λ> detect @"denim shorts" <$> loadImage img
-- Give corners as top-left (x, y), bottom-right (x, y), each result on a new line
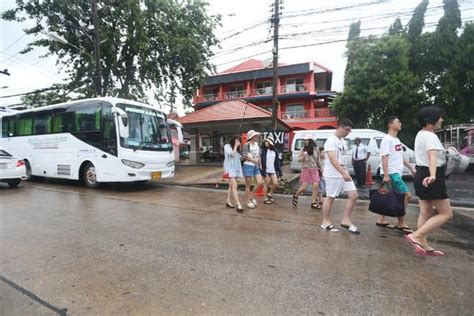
top-left (243, 164), bottom-right (261, 177)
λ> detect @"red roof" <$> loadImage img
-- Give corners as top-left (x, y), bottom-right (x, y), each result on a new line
top-left (178, 100), bottom-right (289, 128)
top-left (220, 59), bottom-right (265, 74)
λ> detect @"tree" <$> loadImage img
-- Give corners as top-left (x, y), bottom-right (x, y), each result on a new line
top-left (2, 0), bottom-right (220, 108)
top-left (344, 21), bottom-right (361, 77)
top-left (407, 0), bottom-right (429, 42)
top-left (389, 18), bottom-right (405, 35)
top-left (334, 34), bottom-right (424, 145)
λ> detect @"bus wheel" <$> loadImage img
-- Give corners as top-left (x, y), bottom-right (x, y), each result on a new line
top-left (83, 162), bottom-right (100, 189)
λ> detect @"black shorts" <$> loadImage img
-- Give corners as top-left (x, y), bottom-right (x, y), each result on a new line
top-left (414, 166), bottom-right (449, 200)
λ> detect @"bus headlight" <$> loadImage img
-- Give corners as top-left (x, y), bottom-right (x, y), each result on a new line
top-left (166, 160), bottom-right (175, 167)
top-left (121, 159), bottom-right (145, 169)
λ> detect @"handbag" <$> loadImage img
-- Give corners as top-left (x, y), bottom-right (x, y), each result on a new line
top-left (369, 183), bottom-right (405, 217)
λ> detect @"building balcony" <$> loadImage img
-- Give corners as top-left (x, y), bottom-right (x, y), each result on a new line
top-left (281, 83), bottom-right (309, 94)
top-left (314, 108), bottom-right (336, 117)
top-left (224, 90), bottom-right (247, 100)
top-left (202, 93), bottom-right (219, 101)
top-left (281, 110), bottom-right (310, 120)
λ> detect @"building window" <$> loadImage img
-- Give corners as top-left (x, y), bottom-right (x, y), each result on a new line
top-left (226, 84), bottom-right (245, 99)
top-left (255, 82), bottom-right (273, 96)
top-left (282, 104), bottom-right (307, 119)
top-left (203, 87), bottom-right (218, 101)
top-left (283, 78), bottom-right (305, 93)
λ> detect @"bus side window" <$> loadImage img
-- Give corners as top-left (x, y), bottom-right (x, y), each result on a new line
top-left (16, 114), bottom-right (33, 136)
top-left (33, 112), bottom-right (52, 135)
top-left (52, 109), bottom-right (74, 133)
top-left (2, 116), bottom-right (15, 137)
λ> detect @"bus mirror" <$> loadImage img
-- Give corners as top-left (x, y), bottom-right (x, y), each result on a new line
top-left (111, 107), bottom-right (129, 138)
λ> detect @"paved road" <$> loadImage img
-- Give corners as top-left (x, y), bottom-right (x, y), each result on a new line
top-left (1, 181), bottom-right (473, 315)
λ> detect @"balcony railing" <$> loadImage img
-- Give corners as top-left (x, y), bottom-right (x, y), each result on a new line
top-left (281, 110), bottom-right (310, 120)
top-left (314, 108), bottom-right (336, 117)
top-left (224, 90), bottom-right (246, 100)
top-left (281, 83), bottom-right (309, 94)
top-left (253, 87), bottom-right (273, 96)
top-left (203, 93), bottom-right (218, 101)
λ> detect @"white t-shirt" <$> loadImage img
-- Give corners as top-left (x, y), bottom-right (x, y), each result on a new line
top-left (414, 130), bottom-right (446, 167)
top-left (380, 134), bottom-right (404, 174)
top-left (243, 142), bottom-right (260, 166)
top-left (352, 143), bottom-right (369, 161)
top-left (266, 150), bottom-right (276, 174)
top-left (323, 135), bottom-right (348, 178)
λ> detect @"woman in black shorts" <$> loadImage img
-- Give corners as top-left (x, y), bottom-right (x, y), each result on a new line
top-left (405, 106), bottom-right (453, 257)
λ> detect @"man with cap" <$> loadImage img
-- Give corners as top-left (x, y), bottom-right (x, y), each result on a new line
top-left (260, 135), bottom-right (282, 204)
top-left (242, 130), bottom-right (264, 209)
top-left (352, 137), bottom-right (370, 187)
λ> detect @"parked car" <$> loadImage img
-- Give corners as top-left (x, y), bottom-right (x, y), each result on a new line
top-left (0, 149), bottom-right (27, 188)
top-left (290, 129), bottom-right (416, 177)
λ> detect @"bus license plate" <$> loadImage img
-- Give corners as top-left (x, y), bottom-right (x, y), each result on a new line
top-left (151, 172), bottom-right (161, 181)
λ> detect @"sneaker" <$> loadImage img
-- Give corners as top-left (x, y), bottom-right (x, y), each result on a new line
top-left (251, 198), bottom-right (258, 206)
top-left (247, 201), bottom-right (256, 209)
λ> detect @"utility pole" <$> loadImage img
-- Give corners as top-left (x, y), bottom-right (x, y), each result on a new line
top-left (271, 0), bottom-right (280, 130)
top-left (91, 0), bottom-right (102, 96)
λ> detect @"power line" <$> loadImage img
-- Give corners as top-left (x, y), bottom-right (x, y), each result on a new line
top-left (0, 86), bottom-right (60, 99)
top-left (0, 34), bottom-right (27, 53)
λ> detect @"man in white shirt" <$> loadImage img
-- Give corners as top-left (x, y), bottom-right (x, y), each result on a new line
top-left (321, 118), bottom-right (359, 234)
top-left (377, 116), bottom-right (416, 233)
top-left (242, 130), bottom-right (264, 209)
top-left (352, 137), bottom-right (370, 187)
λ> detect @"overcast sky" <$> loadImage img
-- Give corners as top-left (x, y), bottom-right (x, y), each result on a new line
top-left (1, 0), bottom-right (473, 114)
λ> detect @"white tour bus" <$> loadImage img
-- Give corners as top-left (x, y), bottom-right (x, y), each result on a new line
top-left (291, 129), bottom-right (416, 177)
top-left (0, 97), bottom-right (177, 188)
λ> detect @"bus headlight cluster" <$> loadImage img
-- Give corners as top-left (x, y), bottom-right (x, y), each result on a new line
top-left (166, 160), bottom-right (175, 167)
top-left (121, 159), bottom-right (145, 169)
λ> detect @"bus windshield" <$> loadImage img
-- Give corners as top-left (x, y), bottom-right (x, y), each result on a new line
top-left (118, 104), bottom-right (172, 151)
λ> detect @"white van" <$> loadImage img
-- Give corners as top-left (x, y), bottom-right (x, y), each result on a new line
top-left (290, 129), bottom-right (416, 177)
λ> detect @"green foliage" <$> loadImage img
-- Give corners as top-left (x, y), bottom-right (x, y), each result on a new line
top-left (407, 0), bottom-right (428, 42)
top-left (2, 0), bottom-right (220, 108)
top-left (335, 0), bottom-right (473, 146)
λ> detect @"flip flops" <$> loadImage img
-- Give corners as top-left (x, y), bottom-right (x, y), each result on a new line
top-left (404, 235), bottom-right (427, 256)
top-left (341, 224), bottom-right (360, 234)
top-left (426, 249), bottom-right (445, 257)
top-left (376, 222), bottom-right (396, 229)
top-left (311, 202), bottom-right (320, 209)
top-left (320, 224), bottom-right (339, 232)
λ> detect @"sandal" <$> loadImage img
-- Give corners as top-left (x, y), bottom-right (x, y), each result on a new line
top-left (341, 224), bottom-right (360, 235)
top-left (376, 222), bottom-right (396, 229)
top-left (311, 202), bottom-right (320, 209)
top-left (404, 235), bottom-right (427, 256)
top-left (267, 194), bottom-right (274, 202)
top-left (235, 205), bottom-right (244, 213)
top-left (226, 202), bottom-right (235, 208)
top-left (264, 199), bottom-right (272, 204)
top-left (426, 249), bottom-right (445, 257)
top-left (396, 226), bottom-right (414, 234)
top-left (292, 195), bottom-right (298, 206)
top-left (320, 224), bottom-right (339, 232)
